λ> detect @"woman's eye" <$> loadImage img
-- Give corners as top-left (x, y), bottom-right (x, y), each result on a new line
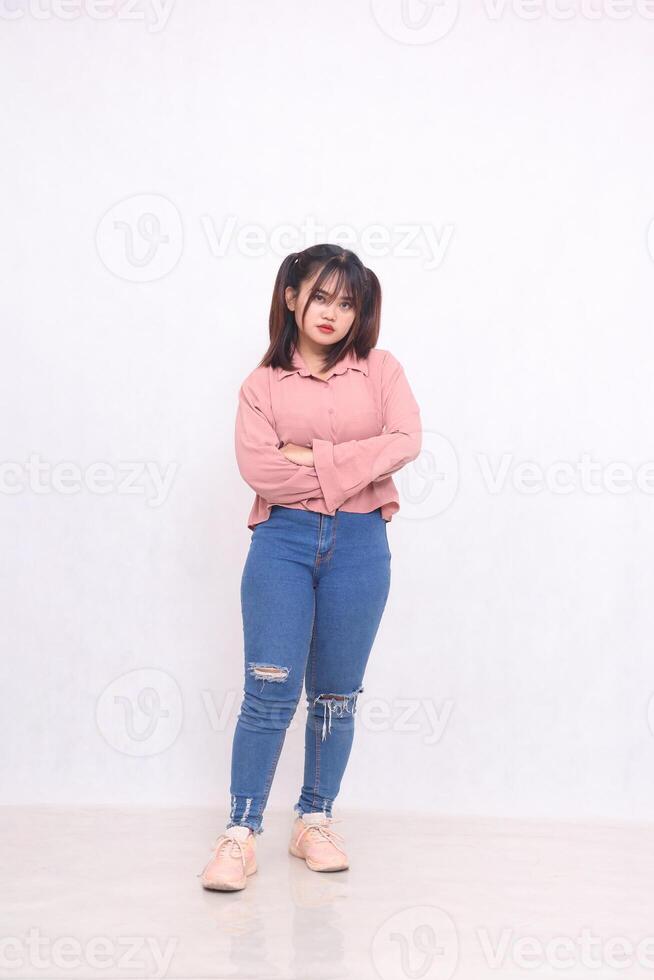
top-left (312, 293), bottom-right (351, 309)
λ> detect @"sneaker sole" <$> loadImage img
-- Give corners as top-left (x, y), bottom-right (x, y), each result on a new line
top-left (288, 844), bottom-right (348, 872)
top-left (201, 865), bottom-right (257, 891)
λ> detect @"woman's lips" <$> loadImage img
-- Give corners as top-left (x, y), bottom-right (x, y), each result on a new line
top-left (317, 325), bottom-right (334, 333)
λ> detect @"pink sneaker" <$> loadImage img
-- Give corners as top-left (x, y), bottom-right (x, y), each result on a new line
top-left (198, 826), bottom-right (257, 891)
top-left (289, 813), bottom-right (349, 872)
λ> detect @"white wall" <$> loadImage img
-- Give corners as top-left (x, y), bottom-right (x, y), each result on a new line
top-left (2, 0), bottom-right (653, 821)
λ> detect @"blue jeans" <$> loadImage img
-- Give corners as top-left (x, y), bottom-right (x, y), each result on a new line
top-left (227, 504), bottom-right (392, 836)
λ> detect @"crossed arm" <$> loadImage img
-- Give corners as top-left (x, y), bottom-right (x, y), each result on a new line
top-left (234, 352), bottom-right (422, 511)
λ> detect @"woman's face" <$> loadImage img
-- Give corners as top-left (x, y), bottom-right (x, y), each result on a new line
top-left (285, 269), bottom-right (357, 349)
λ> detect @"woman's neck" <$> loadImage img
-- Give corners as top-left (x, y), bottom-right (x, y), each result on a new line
top-left (295, 341), bottom-right (331, 379)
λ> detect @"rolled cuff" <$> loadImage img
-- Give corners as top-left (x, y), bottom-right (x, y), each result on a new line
top-left (312, 438), bottom-right (364, 512)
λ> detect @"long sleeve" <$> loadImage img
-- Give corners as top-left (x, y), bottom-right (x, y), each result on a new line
top-left (312, 351), bottom-right (422, 513)
top-left (235, 373), bottom-right (325, 505)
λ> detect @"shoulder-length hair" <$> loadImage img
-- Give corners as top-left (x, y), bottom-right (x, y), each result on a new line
top-left (259, 243), bottom-right (382, 373)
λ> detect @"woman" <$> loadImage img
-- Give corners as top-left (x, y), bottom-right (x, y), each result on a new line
top-left (199, 244), bottom-right (422, 890)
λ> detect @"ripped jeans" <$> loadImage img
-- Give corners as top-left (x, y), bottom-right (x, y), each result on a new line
top-left (227, 504), bottom-right (392, 835)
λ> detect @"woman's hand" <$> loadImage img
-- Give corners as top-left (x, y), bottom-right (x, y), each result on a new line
top-left (280, 442), bottom-right (314, 466)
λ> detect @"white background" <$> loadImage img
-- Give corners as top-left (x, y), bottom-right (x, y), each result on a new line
top-left (2, 0), bottom-right (653, 822)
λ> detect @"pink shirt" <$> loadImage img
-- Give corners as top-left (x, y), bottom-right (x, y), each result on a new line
top-left (235, 346), bottom-right (422, 530)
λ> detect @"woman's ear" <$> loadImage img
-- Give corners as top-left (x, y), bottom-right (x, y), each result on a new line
top-left (284, 285), bottom-right (297, 311)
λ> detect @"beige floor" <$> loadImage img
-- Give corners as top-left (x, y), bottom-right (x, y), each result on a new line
top-left (1, 806), bottom-right (653, 980)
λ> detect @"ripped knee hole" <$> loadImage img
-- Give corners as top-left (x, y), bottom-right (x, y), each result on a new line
top-left (312, 687), bottom-right (364, 740)
top-left (248, 662), bottom-right (290, 683)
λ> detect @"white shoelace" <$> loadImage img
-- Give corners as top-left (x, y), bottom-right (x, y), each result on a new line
top-left (296, 818), bottom-right (347, 857)
top-left (197, 833), bottom-right (250, 877)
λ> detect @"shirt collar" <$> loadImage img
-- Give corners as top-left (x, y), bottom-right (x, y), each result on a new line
top-left (276, 346), bottom-right (369, 381)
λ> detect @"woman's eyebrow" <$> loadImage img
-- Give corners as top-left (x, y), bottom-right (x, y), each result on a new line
top-left (315, 289), bottom-right (353, 301)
